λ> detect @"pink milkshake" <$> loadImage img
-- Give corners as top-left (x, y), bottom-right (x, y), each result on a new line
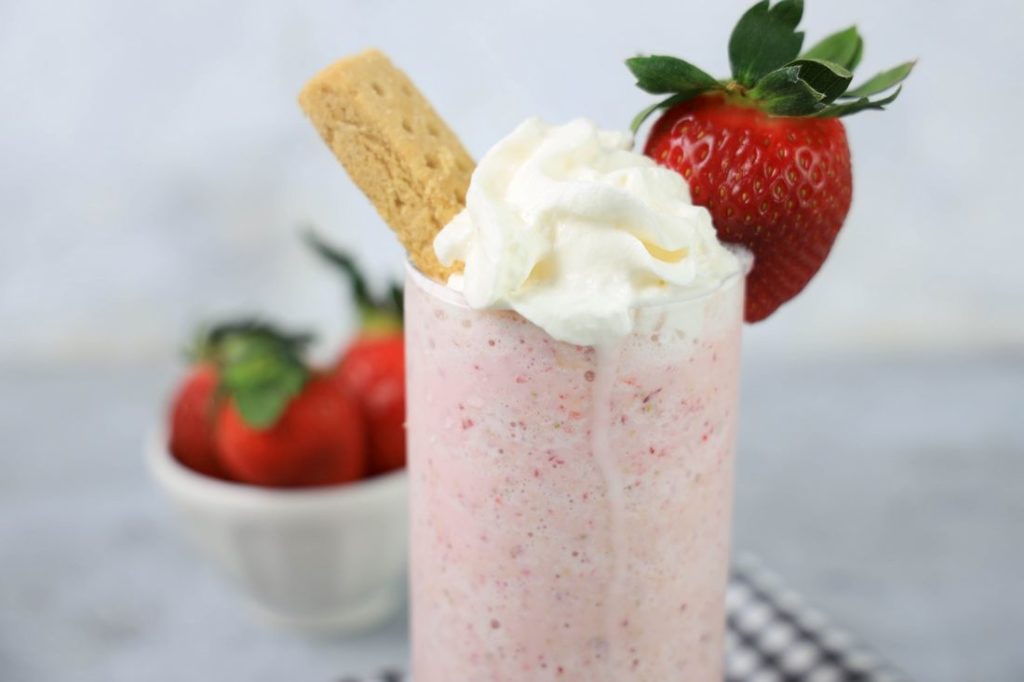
top-left (407, 118), bottom-right (744, 680)
top-left (407, 266), bottom-right (742, 680)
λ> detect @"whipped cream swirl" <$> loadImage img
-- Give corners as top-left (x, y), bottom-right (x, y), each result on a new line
top-left (434, 118), bottom-right (740, 346)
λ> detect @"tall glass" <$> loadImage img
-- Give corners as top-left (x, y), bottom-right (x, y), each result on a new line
top-left (406, 264), bottom-right (744, 681)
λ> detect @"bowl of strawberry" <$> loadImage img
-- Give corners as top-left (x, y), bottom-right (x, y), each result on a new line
top-left (149, 252), bottom-right (409, 633)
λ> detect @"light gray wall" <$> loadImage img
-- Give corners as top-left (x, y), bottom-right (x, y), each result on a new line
top-left (2, 0), bottom-right (1021, 366)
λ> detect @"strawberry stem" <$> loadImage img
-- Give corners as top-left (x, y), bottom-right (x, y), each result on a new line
top-left (190, 320), bottom-right (314, 429)
top-left (724, 81), bottom-right (748, 96)
top-left (626, 0), bottom-right (914, 126)
top-left (304, 229), bottom-right (403, 329)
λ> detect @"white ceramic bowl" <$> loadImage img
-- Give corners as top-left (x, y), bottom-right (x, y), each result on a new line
top-left (146, 431), bottom-right (408, 632)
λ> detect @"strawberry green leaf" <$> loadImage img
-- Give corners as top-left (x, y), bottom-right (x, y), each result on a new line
top-left (625, 0), bottom-right (913, 124)
top-left (749, 65), bottom-right (826, 116)
top-left (819, 85), bottom-right (902, 118)
top-left (626, 55), bottom-right (720, 95)
top-left (231, 379), bottom-right (303, 429)
top-left (729, 0), bottom-right (805, 87)
top-left (215, 324), bottom-right (311, 428)
top-left (842, 60), bottom-right (916, 98)
top-left (788, 58), bottom-right (852, 104)
top-left (630, 93), bottom-right (689, 134)
top-left (389, 283), bottom-right (404, 315)
top-left (305, 230), bottom-right (374, 311)
top-left (207, 320), bottom-right (313, 353)
top-left (305, 229), bottom-right (403, 324)
top-left (801, 25), bottom-right (864, 71)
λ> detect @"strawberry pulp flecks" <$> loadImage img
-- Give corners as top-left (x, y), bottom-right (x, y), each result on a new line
top-left (627, 0), bottom-right (914, 321)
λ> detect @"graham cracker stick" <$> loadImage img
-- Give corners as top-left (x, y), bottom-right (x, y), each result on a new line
top-left (299, 49), bottom-right (473, 281)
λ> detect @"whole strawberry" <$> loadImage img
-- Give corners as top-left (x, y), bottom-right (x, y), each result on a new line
top-left (337, 335), bottom-right (405, 474)
top-left (307, 232), bottom-right (407, 475)
top-left (628, 0), bottom-right (914, 321)
top-left (212, 322), bottom-right (366, 487)
top-left (168, 363), bottom-right (229, 479)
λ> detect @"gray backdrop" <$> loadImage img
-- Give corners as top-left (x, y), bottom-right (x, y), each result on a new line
top-left (2, 0), bottom-right (1021, 366)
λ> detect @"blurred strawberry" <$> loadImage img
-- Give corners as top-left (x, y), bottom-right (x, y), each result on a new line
top-left (211, 322), bottom-right (366, 487)
top-left (338, 335), bottom-right (405, 474)
top-left (307, 232), bottom-right (407, 475)
top-left (168, 363), bottom-right (228, 479)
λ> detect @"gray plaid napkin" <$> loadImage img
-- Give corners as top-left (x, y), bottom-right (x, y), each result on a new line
top-left (725, 554), bottom-right (906, 682)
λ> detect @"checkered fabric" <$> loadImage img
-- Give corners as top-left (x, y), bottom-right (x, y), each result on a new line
top-left (341, 554), bottom-right (906, 682)
top-left (725, 554), bottom-right (906, 682)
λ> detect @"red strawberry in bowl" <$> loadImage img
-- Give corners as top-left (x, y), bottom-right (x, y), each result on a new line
top-left (337, 335), bottom-right (405, 475)
top-left (168, 363), bottom-right (229, 480)
top-left (153, 320), bottom-right (406, 632)
top-left (209, 321), bottom-right (367, 487)
top-left (217, 374), bottom-right (366, 487)
top-left (306, 232), bottom-right (407, 475)
top-left (627, 0), bottom-right (914, 321)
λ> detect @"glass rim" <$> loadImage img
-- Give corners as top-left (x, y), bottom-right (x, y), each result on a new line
top-left (405, 247), bottom-right (751, 312)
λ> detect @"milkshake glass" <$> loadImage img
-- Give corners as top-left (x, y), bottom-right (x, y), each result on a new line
top-left (406, 262), bottom-right (744, 681)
